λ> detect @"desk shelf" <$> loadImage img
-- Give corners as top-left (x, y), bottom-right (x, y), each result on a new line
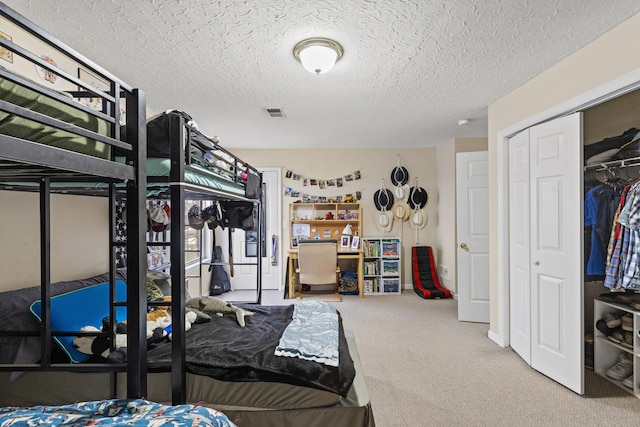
top-left (290, 203), bottom-right (361, 244)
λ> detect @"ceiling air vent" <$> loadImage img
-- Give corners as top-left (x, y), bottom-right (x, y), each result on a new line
top-left (266, 108), bottom-right (285, 118)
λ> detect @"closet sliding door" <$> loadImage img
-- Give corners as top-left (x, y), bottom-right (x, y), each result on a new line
top-left (509, 129), bottom-right (531, 364)
top-left (508, 113), bottom-right (584, 394)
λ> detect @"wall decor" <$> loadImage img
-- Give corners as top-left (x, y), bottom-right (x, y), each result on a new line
top-left (77, 67), bottom-right (109, 111)
top-left (0, 31), bottom-right (13, 63)
top-left (284, 168), bottom-right (362, 187)
top-left (35, 54), bottom-right (59, 85)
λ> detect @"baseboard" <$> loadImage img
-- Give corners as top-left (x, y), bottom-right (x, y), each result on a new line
top-left (488, 330), bottom-right (507, 347)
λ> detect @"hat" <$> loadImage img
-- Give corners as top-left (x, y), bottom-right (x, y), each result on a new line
top-left (373, 188), bottom-right (394, 212)
top-left (390, 166), bottom-right (409, 186)
top-left (394, 184), bottom-right (410, 202)
top-left (392, 201), bottom-right (410, 221)
top-left (408, 186), bottom-right (428, 210)
top-left (149, 204), bottom-right (170, 232)
top-left (375, 211), bottom-right (393, 233)
top-left (410, 208), bottom-right (427, 229)
top-left (202, 203), bottom-right (223, 230)
top-left (188, 204), bottom-right (205, 230)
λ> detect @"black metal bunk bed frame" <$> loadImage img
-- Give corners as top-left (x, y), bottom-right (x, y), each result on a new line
top-left (148, 113), bottom-right (264, 404)
top-left (0, 2), bottom-right (264, 407)
top-left (0, 3), bottom-right (148, 400)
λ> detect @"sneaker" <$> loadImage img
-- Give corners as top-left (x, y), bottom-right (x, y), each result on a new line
top-left (603, 312), bottom-right (622, 328)
top-left (609, 328), bottom-right (625, 344)
top-left (622, 313), bottom-right (633, 332)
top-left (606, 352), bottom-right (633, 381)
top-left (596, 319), bottom-right (615, 336)
top-left (622, 331), bottom-right (634, 348)
top-left (623, 375), bottom-right (634, 389)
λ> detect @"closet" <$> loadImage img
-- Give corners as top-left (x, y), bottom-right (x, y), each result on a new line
top-left (507, 88), bottom-right (640, 395)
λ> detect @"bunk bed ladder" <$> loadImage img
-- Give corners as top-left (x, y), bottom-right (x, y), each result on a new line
top-left (124, 88), bottom-right (149, 400)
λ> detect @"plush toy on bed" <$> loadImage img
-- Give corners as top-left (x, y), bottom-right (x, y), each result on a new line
top-left (146, 298), bottom-right (199, 341)
top-left (73, 304), bottom-right (199, 363)
top-left (73, 316), bottom-right (128, 363)
top-left (186, 296), bottom-right (254, 327)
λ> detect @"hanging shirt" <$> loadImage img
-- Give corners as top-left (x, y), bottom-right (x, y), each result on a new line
top-left (605, 181), bottom-right (638, 289)
top-left (585, 185), bottom-right (621, 276)
top-left (615, 182), bottom-right (640, 290)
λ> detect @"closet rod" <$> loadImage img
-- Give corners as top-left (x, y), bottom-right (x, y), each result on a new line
top-left (583, 155), bottom-right (640, 172)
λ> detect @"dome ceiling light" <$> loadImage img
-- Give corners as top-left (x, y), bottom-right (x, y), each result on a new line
top-left (293, 37), bottom-right (344, 75)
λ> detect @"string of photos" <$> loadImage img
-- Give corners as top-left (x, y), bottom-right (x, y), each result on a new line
top-left (284, 167), bottom-right (364, 203)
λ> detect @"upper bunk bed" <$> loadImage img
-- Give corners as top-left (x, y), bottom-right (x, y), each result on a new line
top-left (0, 2), bottom-right (148, 399)
top-left (141, 110), bottom-right (264, 403)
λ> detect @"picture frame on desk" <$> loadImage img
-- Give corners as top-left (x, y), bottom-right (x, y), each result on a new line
top-left (351, 235), bottom-right (360, 250)
top-left (340, 235), bottom-right (351, 249)
top-left (291, 236), bottom-right (299, 249)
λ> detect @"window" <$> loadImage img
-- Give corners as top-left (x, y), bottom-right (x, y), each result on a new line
top-left (185, 200), bottom-right (211, 265)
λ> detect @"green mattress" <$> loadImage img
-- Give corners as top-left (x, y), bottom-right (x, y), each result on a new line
top-left (0, 68), bottom-right (111, 159)
top-left (146, 158), bottom-right (245, 196)
top-left (0, 157), bottom-right (246, 197)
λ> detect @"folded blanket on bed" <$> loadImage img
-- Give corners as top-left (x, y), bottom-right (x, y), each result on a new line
top-left (275, 300), bottom-right (339, 367)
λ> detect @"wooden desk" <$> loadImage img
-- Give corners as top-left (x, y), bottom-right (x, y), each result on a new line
top-left (288, 249), bottom-right (364, 299)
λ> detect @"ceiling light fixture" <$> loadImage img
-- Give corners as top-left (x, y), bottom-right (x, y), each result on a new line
top-left (293, 37), bottom-right (343, 75)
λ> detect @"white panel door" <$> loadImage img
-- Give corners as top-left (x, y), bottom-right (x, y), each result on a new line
top-left (508, 129), bottom-right (532, 364)
top-left (231, 169), bottom-right (282, 290)
top-left (456, 151), bottom-right (490, 323)
top-left (529, 113), bottom-right (583, 394)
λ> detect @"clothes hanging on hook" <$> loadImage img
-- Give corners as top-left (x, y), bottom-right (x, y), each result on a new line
top-left (603, 177), bottom-right (640, 290)
top-left (585, 182), bottom-right (622, 277)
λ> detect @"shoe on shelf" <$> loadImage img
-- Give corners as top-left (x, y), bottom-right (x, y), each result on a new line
top-left (603, 312), bottom-right (622, 328)
top-left (609, 328), bottom-right (625, 344)
top-left (606, 352), bottom-right (633, 381)
top-left (623, 375), bottom-right (635, 389)
top-left (585, 339), bottom-right (594, 370)
top-left (622, 331), bottom-right (634, 348)
top-left (596, 319), bottom-right (615, 336)
top-left (622, 313), bottom-right (633, 332)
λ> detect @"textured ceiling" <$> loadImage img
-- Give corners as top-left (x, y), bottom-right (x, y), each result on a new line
top-left (5, 1), bottom-right (640, 148)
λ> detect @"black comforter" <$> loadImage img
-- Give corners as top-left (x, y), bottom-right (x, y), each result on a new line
top-left (147, 304), bottom-right (356, 397)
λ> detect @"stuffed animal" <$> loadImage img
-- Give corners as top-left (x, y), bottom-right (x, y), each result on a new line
top-left (146, 298), bottom-right (198, 341)
top-left (164, 311), bottom-right (197, 340)
top-left (146, 307), bottom-right (172, 342)
top-left (73, 316), bottom-right (127, 361)
top-left (186, 296), bottom-right (254, 327)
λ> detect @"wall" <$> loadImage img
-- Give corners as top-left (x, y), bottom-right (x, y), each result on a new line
top-left (488, 12), bottom-right (640, 337)
top-left (436, 137), bottom-right (488, 295)
top-left (0, 191), bottom-right (109, 290)
top-left (0, 147), bottom-right (440, 294)
top-left (233, 148), bottom-right (439, 289)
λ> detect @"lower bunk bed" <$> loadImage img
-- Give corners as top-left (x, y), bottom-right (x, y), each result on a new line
top-left (0, 273), bottom-right (375, 427)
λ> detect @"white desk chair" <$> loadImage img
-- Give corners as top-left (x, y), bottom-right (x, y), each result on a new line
top-left (296, 240), bottom-right (341, 302)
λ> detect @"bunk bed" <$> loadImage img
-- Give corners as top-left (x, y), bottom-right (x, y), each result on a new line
top-left (0, 0), bottom-right (149, 410)
top-left (0, 4), bottom-right (374, 425)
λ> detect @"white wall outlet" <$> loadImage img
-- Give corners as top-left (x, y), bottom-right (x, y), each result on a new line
top-left (440, 265), bottom-right (449, 280)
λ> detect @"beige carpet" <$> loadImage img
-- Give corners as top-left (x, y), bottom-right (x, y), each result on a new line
top-left (329, 291), bottom-right (640, 427)
top-left (235, 289), bottom-right (640, 426)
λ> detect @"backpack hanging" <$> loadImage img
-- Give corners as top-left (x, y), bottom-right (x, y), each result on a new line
top-left (209, 245), bottom-right (231, 295)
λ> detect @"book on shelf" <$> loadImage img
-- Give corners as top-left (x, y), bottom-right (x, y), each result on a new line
top-left (382, 241), bottom-right (398, 256)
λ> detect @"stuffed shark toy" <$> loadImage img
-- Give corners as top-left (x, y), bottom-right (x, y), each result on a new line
top-left (186, 296), bottom-right (254, 327)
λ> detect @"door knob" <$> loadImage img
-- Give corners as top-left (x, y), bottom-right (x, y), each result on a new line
top-left (533, 261), bottom-right (540, 266)
top-left (460, 242), bottom-right (468, 249)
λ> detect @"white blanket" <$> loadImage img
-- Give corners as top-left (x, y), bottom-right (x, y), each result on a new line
top-left (274, 300), bottom-right (339, 367)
